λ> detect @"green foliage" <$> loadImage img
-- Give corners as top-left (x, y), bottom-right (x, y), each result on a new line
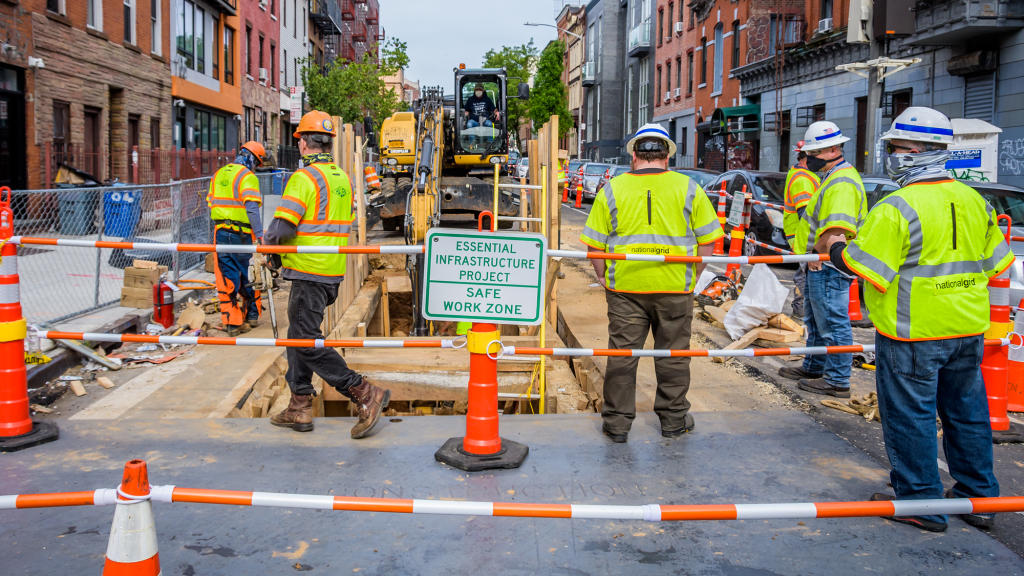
top-left (300, 37), bottom-right (410, 133)
top-left (529, 40), bottom-right (572, 138)
top-left (482, 40), bottom-right (538, 150)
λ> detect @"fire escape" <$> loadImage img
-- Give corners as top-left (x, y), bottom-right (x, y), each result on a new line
top-left (310, 0), bottom-right (344, 72)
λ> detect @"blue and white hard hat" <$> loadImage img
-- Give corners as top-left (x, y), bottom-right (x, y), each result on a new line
top-left (626, 123), bottom-right (677, 157)
top-left (879, 107), bottom-right (954, 145)
top-left (801, 121), bottom-right (851, 151)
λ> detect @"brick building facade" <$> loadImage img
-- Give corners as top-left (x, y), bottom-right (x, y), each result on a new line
top-left (240, 0), bottom-right (280, 152)
top-left (652, 0), bottom-right (698, 167)
top-left (556, 4), bottom-right (585, 158)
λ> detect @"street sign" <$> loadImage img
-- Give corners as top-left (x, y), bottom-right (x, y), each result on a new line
top-left (422, 228), bottom-right (548, 326)
top-left (290, 87), bottom-right (304, 124)
top-left (726, 191), bottom-right (745, 227)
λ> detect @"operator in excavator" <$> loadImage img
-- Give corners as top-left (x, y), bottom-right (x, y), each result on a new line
top-left (463, 83), bottom-right (500, 127)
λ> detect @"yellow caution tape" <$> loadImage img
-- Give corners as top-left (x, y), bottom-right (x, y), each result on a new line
top-left (25, 351), bottom-right (51, 365)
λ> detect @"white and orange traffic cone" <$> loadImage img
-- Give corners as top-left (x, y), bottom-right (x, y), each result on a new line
top-left (103, 459), bottom-right (161, 575)
top-left (1008, 301), bottom-right (1024, 412)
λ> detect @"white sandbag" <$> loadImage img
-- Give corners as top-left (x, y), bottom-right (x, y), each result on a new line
top-left (723, 264), bottom-right (789, 340)
top-left (694, 269), bottom-right (716, 296)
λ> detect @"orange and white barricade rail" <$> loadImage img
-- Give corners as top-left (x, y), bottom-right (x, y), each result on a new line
top-left (5, 479), bottom-right (1024, 522)
top-left (547, 249), bottom-right (827, 265)
top-left (12, 236), bottom-right (425, 255)
top-left (745, 238), bottom-right (794, 255)
top-left (36, 330), bottom-right (454, 349)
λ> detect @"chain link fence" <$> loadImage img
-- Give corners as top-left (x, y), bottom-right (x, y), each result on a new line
top-left (12, 171), bottom-right (293, 324)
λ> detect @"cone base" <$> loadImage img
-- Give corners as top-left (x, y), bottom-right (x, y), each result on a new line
top-left (434, 436), bottom-right (528, 472)
top-left (992, 421), bottom-right (1024, 445)
top-left (0, 420), bottom-right (59, 452)
top-left (1008, 403), bottom-right (1024, 413)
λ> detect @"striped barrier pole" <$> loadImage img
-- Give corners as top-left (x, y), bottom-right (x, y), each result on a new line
top-left (12, 237), bottom-right (425, 255)
top-left (501, 340), bottom-right (1009, 359)
top-left (984, 270), bottom-right (1014, 436)
top-left (745, 238), bottom-right (794, 255)
top-left (714, 183), bottom-right (727, 255)
top-left (0, 188), bottom-right (58, 452)
top-left (102, 460), bottom-right (161, 576)
top-left (546, 250), bottom-right (828, 264)
top-left (1009, 312), bottom-right (1024, 412)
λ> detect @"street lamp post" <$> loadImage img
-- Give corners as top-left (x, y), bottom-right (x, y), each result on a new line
top-left (524, 22), bottom-right (583, 40)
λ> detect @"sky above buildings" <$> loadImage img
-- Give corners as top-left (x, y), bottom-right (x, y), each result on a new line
top-left (381, 0), bottom-right (563, 90)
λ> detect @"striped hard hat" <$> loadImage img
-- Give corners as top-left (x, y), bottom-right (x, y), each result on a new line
top-left (801, 121), bottom-right (850, 151)
top-left (626, 123), bottom-right (677, 157)
top-left (880, 107), bottom-right (954, 145)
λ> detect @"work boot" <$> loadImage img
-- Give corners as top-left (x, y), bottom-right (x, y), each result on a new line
top-left (945, 489), bottom-right (996, 529)
top-left (778, 366), bottom-right (823, 381)
top-left (603, 426), bottom-right (628, 444)
top-left (798, 378), bottom-right (851, 398)
top-left (226, 322), bottom-right (252, 337)
top-left (870, 493), bottom-right (948, 532)
top-left (662, 413), bottom-right (695, 438)
top-left (246, 315), bottom-right (260, 328)
top-left (270, 393), bottom-right (314, 432)
top-left (349, 378), bottom-right (391, 439)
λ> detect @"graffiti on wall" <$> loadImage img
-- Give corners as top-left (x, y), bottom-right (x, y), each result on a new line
top-left (1001, 138), bottom-right (1024, 176)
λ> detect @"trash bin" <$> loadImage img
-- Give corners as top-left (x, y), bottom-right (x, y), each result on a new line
top-left (58, 190), bottom-right (98, 236)
top-left (103, 188), bottom-right (141, 238)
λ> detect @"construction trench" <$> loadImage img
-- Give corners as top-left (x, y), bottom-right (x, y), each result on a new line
top-left (6, 122), bottom-right (1024, 573)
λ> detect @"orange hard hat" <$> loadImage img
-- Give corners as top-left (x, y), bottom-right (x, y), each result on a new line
top-left (241, 141), bottom-right (266, 165)
top-left (293, 110), bottom-right (337, 138)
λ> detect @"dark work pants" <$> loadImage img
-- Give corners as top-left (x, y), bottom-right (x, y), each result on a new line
top-left (286, 279), bottom-right (364, 397)
top-left (214, 228), bottom-right (259, 326)
top-left (603, 290), bottom-right (693, 434)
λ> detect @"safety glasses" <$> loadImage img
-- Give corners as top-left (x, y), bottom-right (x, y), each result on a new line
top-left (886, 143), bottom-right (917, 155)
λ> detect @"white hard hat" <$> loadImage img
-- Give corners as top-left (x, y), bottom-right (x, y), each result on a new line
top-left (801, 121), bottom-right (850, 151)
top-left (626, 123), bottom-right (677, 157)
top-left (879, 107), bottom-right (954, 145)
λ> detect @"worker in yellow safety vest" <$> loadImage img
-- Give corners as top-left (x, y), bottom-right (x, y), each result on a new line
top-left (825, 107), bottom-right (1013, 532)
top-left (266, 110), bottom-right (390, 438)
top-left (783, 140), bottom-right (820, 320)
top-left (206, 141), bottom-right (266, 336)
top-left (781, 121), bottom-right (867, 398)
top-left (580, 123), bottom-right (724, 444)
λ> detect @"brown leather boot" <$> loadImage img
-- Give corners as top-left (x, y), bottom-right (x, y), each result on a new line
top-left (270, 393), bottom-right (314, 432)
top-left (349, 378), bottom-right (390, 439)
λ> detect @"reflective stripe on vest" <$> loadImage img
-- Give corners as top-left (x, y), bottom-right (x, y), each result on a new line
top-left (208, 165), bottom-right (255, 224)
top-left (278, 163), bottom-right (353, 278)
top-left (802, 163), bottom-right (865, 254)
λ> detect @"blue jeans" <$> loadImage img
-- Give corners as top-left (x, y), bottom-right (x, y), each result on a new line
top-left (214, 228), bottom-right (259, 324)
top-left (875, 333), bottom-right (998, 523)
top-left (802, 265), bottom-right (852, 386)
top-left (466, 119), bottom-right (493, 128)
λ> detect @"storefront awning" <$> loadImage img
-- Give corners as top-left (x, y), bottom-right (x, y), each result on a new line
top-left (710, 105), bottom-right (760, 136)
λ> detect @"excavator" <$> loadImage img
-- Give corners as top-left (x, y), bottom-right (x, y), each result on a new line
top-left (369, 66), bottom-right (530, 335)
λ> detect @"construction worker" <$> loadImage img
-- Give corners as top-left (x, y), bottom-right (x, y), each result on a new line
top-left (580, 123), bottom-right (725, 443)
top-left (266, 110), bottom-right (390, 437)
top-left (780, 121), bottom-right (866, 399)
top-left (825, 107), bottom-right (1013, 532)
top-left (206, 141), bottom-right (266, 336)
top-left (783, 140), bottom-right (820, 320)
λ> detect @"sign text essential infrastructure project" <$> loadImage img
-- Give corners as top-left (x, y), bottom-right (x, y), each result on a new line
top-left (422, 229), bottom-right (548, 326)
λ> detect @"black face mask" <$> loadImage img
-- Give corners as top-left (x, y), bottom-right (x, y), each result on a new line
top-left (805, 154), bottom-right (834, 172)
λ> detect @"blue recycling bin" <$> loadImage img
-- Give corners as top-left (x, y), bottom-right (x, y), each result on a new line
top-left (103, 188), bottom-right (141, 238)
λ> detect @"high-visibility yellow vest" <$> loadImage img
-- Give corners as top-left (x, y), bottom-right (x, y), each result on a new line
top-left (843, 179), bottom-right (1014, 341)
top-left (207, 164), bottom-right (261, 230)
top-left (794, 161), bottom-right (866, 255)
top-left (579, 170), bottom-right (725, 293)
top-left (783, 166), bottom-right (818, 249)
top-left (557, 161), bottom-right (568, 183)
top-left (273, 163), bottom-right (353, 278)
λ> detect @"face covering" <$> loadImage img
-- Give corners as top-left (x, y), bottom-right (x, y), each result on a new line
top-left (475, 91), bottom-right (483, 97)
top-left (885, 149), bottom-right (951, 186)
top-left (805, 154), bottom-right (830, 173)
top-left (234, 152), bottom-right (257, 171)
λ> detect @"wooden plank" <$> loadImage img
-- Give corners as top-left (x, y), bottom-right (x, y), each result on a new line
top-left (96, 376), bottom-right (115, 389)
top-left (206, 348), bottom-right (287, 417)
top-left (354, 135), bottom-right (367, 247)
top-left (383, 275), bottom-right (412, 292)
top-left (31, 404), bottom-right (54, 413)
top-left (720, 300), bottom-right (737, 312)
top-left (711, 326), bottom-right (765, 364)
top-left (70, 380), bottom-right (87, 396)
top-left (527, 257), bottom-right (561, 337)
top-left (757, 328), bottom-right (802, 343)
top-left (705, 306), bottom-right (728, 324)
top-left (357, 322), bottom-right (367, 337)
top-left (768, 314), bottom-right (803, 335)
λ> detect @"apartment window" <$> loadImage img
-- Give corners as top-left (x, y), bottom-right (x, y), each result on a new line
top-left (259, 35), bottom-right (265, 78)
top-left (246, 26), bottom-right (253, 76)
top-left (769, 15), bottom-right (801, 55)
top-left (821, 0), bottom-right (833, 21)
top-left (596, 85), bottom-right (601, 140)
top-left (53, 101), bottom-right (70, 150)
top-left (627, 69), bottom-right (633, 135)
top-left (639, 57), bottom-right (649, 123)
top-left (151, 118), bottom-right (161, 149)
top-left (665, 64), bottom-right (670, 99)
top-left (680, 127), bottom-right (687, 155)
top-left (588, 23), bottom-right (595, 63)
top-left (223, 27), bottom-right (235, 85)
top-left (283, 49), bottom-right (288, 86)
top-left (687, 52), bottom-right (694, 94)
top-left (283, 0), bottom-right (286, 27)
top-left (713, 24), bottom-right (723, 93)
top-left (658, 9), bottom-right (664, 45)
top-left (212, 115), bottom-right (226, 150)
top-left (176, 2), bottom-right (204, 72)
top-left (47, 0), bottom-right (63, 15)
top-left (124, 0), bottom-right (136, 45)
top-left (294, 0), bottom-right (298, 38)
top-left (270, 43), bottom-right (277, 88)
top-left (212, 21), bottom-right (219, 80)
top-left (699, 39), bottom-right (707, 85)
top-left (151, 0), bottom-right (161, 55)
top-left (270, 0), bottom-right (276, 16)
top-left (195, 7), bottom-right (205, 73)
top-left (87, 0), bottom-right (103, 30)
top-left (587, 91), bottom-right (594, 143)
top-left (303, 7), bottom-right (307, 37)
top-left (731, 21), bottom-right (740, 69)
top-left (597, 17), bottom-right (602, 73)
top-left (196, 110), bottom-right (210, 151)
top-left (796, 104), bottom-right (826, 127)
top-left (244, 107), bottom-right (252, 142)
top-left (676, 57), bottom-right (682, 90)
top-left (689, 7), bottom-right (695, 28)
top-left (656, 66), bottom-right (662, 106)
top-left (668, 3), bottom-right (674, 36)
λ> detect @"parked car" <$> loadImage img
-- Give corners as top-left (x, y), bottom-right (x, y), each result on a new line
top-left (517, 156), bottom-right (530, 180)
top-left (673, 167), bottom-right (721, 189)
top-left (704, 170), bottom-right (789, 256)
top-left (505, 152), bottom-right (520, 177)
top-left (595, 165), bottom-right (630, 195)
top-left (575, 162), bottom-right (614, 201)
top-left (568, 162), bottom-right (587, 193)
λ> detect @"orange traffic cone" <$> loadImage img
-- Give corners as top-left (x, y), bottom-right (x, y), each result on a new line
top-left (725, 186), bottom-right (747, 281)
top-left (574, 183), bottom-right (583, 209)
top-left (714, 183), bottom-right (727, 256)
top-left (1008, 302), bottom-right (1024, 412)
top-left (982, 272), bottom-right (1013, 435)
top-left (103, 460), bottom-right (161, 575)
top-left (848, 279), bottom-right (863, 321)
top-left (562, 182), bottom-right (569, 203)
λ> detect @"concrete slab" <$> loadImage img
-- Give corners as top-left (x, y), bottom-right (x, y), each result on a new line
top-left (2, 411), bottom-right (1020, 574)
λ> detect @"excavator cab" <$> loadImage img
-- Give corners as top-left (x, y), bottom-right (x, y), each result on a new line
top-left (452, 69), bottom-right (509, 165)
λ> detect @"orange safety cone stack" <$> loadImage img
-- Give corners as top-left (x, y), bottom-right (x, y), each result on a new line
top-left (103, 459), bottom-right (161, 575)
top-left (1008, 300), bottom-right (1024, 412)
top-left (435, 323), bottom-right (528, 471)
top-left (848, 279), bottom-right (863, 321)
top-left (562, 181), bottom-right (569, 203)
top-left (575, 182), bottom-right (583, 209)
top-left (0, 186), bottom-right (58, 452)
top-left (714, 184), bottom-right (727, 256)
top-left (725, 186), bottom-right (748, 282)
top-left (983, 271), bottom-right (1024, 442)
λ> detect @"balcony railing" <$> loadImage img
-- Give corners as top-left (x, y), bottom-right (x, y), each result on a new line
top-left (309, 0), bottom-right (343, 34)
top-left (628, 22), bottom-right (652, 56)
top-left (909, 0), bottom-right (1024, 46)
top-left (581, 61), bottom-right (595, 84)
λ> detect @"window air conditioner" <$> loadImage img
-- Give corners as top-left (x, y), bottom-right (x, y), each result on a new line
top-left (259, 0), bottom-right (268, 8)
top-left (664, 91), bottom-right (671, 102)
top-left (674, 87), bottom-right (681, 98)
top-left (259, 68), bottom-right (268, 82)
top-left (817, 18), bottom-right (833, 34)
top-left (675, 22), bottom-right (684, 34)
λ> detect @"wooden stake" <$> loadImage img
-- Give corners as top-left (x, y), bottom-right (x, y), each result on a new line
top-left (96, 376), bottom-right (115, 389)
top-left (69, 380), bottom-right (87, 396)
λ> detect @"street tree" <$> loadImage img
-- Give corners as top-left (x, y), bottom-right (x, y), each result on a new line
top-left (482, 40), bottom-right (538, 150)
top-left (300, 38), bottom-right (410, 133)
top-left (529, 40), bottom-right (572, 138)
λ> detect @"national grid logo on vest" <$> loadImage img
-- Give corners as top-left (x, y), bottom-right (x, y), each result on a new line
top-left (629, 246), bottom-right (670, 255)
top-left (933, 276), bottom-right (977, 294)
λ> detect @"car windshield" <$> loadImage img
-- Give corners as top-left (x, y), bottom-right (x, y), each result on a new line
top-left (676, 170), bottom-right (717, 188)
top-left (585, 164), bottom-right (609, 175)
top-left (612, 166), bottom-right (629, 176)
top-left (753, 175), bottom-right (786, 203)
top-left (568, 161), bottom-right (584, 172)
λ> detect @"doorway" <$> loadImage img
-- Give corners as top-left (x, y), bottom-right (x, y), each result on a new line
top-left (84, 107), bottom-right (102, 180)
top-left (855, 97), bottom-right (867, 173)
top-left (128, 115), bottom-right (139, 182)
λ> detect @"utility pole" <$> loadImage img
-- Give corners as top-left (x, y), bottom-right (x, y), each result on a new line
top-left (865, 39), bottom-right (882, 172)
